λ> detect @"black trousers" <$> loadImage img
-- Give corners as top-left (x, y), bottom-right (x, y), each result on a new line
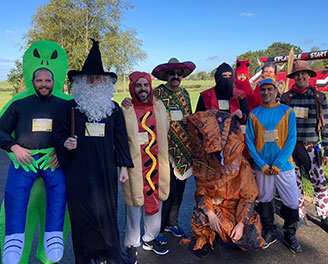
top-left (160, 164), bottom-right (187, 232)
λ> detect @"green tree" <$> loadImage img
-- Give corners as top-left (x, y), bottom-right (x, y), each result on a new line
top-left (24, 0), bottom-right (146, 91)
top-left (7, 60), bottom-right (25, 94)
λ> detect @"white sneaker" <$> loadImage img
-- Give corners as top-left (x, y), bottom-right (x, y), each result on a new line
top-left (44, 231), bottom-right (64, 262)
top-left (3, 233), bottom-right (25, 264)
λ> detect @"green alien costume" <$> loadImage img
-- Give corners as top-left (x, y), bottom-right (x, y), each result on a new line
top-left (0, 40), bottom-right (71, 264)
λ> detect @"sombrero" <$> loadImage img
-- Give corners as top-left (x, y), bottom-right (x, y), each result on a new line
top-left (152, 58), bottom-right (196, 81)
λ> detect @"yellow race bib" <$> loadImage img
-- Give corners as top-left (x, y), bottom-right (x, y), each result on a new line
top-left (294, 107), bottom-right (309, 119)
top-left (85, 123), bottom-right (105, 137)
top-left (32, 118), bottom-right (52, 132)
top-left (170, 110), bottom-right (183, 121)
top-left (218, 100), bottom-right (230, 110)
top-left (263, 129), bottom-right (279, 142)
top-left (136, 132), bottom-right (149, 145)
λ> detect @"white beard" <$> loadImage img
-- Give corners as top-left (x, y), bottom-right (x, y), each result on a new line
top-left (72, 75), bottom-right (116, 122)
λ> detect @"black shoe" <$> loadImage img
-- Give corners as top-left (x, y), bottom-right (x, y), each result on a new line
top-left (262, 231), bottom-right (277, 249)
top-left (321, 218), bottom-right (328, 232)
top-left (126, 246), bottom-right (137, 264)
top-left (193, 244), bottom-right (211, 258)
top-left (283, 233), bottom-right (302, 253)
top-left (143, 239), bottom-right (169, 255)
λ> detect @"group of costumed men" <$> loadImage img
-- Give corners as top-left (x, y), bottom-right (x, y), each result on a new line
top-left (0, 38), bottom-right (328, 264)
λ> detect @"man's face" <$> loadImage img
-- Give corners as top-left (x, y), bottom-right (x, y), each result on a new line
top-left (237, 73), bottom-right (247, 81)
top-left (263, 66), bottom-right (275, 75)
top-left (259, 84), bottom-right (278, 105)
top-left (87, 75), bottom-right (103, 84)
top-left (32, 69), bottom-right (54, 97)
top-left (221, 71), bottom-right (232, 79)
top-left (166, 69), bottom-right (183, 88)
top-left (135, 77), bottom-right (151, 102)
top-left (293, 71), bottom-right (310, 89)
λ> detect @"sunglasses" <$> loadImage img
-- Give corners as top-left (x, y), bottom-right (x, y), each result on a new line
top-left (167, 70), bottom-right (184, 77)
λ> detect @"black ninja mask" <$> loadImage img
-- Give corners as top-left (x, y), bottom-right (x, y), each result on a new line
top-left (214, 63), bottom-right (234, 99)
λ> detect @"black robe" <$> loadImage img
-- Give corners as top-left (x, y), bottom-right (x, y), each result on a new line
top-left (55, 99), bottom-right (133, 263)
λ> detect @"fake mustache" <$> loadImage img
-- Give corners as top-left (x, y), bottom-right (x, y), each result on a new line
top-left (138, 90), bottom-right (148, 94)
top-left (170, 78), bottom-right (180, 82)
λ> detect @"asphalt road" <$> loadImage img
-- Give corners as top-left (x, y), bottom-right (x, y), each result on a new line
top-left (0, 150), bottom-right (328, 264)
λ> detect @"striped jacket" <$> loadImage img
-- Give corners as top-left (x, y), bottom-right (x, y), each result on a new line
top-left (280, 87), bottom-right (328, 155)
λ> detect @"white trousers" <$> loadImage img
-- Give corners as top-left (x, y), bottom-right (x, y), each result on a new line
top-left (124, 201), bottom-right (163, 247)
top-left (255, 169), bottom-right (299, 210)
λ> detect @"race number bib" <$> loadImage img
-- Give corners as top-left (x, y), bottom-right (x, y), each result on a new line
top-left (32, 118), bottom-right (52, 132)
top-left (218, 100), bottom-right (230, 110)
top-left (170, 110), bottom-right (183, 121)
top-left (136, 132), bottom-right (149, 145)
top-left (294, 107), bottom-right (309, 119)
top-left (85, 123), bottom-right (105, 137)
top-left (240, 125), bottom-right (246, 134)
top-left (263, 129), bottom-right (279, 142)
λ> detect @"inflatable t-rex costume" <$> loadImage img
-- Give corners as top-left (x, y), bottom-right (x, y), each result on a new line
top-left (186, 110), bottom-right (264, 251)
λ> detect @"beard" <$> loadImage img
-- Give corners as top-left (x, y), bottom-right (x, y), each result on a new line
top-left (72, 75), bottom-right (116, 122)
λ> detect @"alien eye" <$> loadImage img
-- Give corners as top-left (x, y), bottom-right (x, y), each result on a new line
top-left (33, 48), bottom-right (41, 58)
top-left (51, 50), bottom-right (58, 59)
top-left (246, 63), bottom-right (250, 67)
top-left (237, 62), bottom-right (241, 67)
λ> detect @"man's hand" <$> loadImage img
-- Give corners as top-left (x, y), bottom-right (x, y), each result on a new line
top-left (119, 167), bottom-right (129, 183)
top-left (263, 168), bottom-right (273, 176)
top-left (64, 136), bottom-right (77, 150)
top-left (230, 222), bottom-right (245, 242)
top-left (207, 211), bottom-right (221, 233)
top-left (48, 151), bottom-right (59, 169)
top-left (122, 98), bottom-right (133, 108)
top-left (232, 109), bottom-right (243, 119)
top-left (264, 168), bottom-right (279, 176)
top-left (10, 144), bottom-right (34, 166)
top-left (323, 156), bottom-right (328, 166)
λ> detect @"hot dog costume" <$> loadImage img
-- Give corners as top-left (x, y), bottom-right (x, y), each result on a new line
top-left (122, 71), bottom-right (170, 248)
top-left (0, 41), bottom-right (71, 264)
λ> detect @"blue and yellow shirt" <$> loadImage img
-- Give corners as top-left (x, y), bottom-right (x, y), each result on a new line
top-left (246, 101), bottom-right (296, 173)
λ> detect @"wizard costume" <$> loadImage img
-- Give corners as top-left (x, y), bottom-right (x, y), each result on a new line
top-left (55, 39), bottom-right (133, 263)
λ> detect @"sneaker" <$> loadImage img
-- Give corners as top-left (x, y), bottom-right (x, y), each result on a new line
top-left (283, 233), bottom-right (302, 253)
top-left (142, 239), bottom-right (169, 255)
top-left (262, 230), bottom-right (277, 249)
top-left (156, 232), bottom-right (167, 245)
top-left (298, 217), bottom-right (307, 228)
top-left (126, 246), bottom-right (137, 264)
top-left (164, 225), bottom-right (185, 237)
top-left (321, 218), bottom-right (328, 232)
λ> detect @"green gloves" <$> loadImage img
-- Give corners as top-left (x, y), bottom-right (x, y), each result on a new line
top-left (7, 147), bottom-right (57, 173)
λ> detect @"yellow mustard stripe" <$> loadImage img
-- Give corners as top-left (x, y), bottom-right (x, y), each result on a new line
top-left (250, 112), bottom-right (266, 153)
top-left (141, 111), bottom-right (157, 191)
top-left (274, 108), bottom-right (292, 150)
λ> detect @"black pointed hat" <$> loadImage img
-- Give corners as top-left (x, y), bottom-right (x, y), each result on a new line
top-left (68, 38), bottom-right (117, 83)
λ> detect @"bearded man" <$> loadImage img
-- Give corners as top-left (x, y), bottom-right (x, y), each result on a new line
top-left (55, 39), bottom-right (134, 264)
